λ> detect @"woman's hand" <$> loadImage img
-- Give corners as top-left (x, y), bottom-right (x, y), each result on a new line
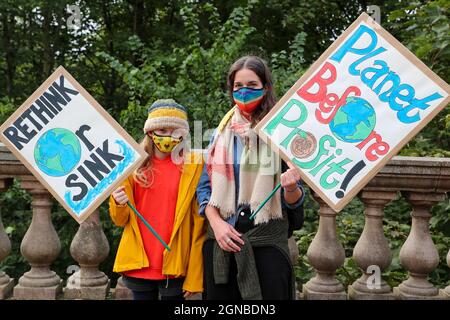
top-left (281, 168), bottom-right (301, 190)
top-left (281, 168), bottom-right (302, 204)
top-left (112, 186), bottom-right (129, 205)
top-left (205, 205), bottom-right (244, 252)
top-left (183, 291), bottom-right (194, 299)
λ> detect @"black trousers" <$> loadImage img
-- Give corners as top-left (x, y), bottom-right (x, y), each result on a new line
top-left (202, 239), bottom-right (292, 300)
top-left (122, 275), bottom-right (185, 300)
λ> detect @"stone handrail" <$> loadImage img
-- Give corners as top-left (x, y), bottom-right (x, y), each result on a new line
top-left (0, 143), bottom-right (449, 300)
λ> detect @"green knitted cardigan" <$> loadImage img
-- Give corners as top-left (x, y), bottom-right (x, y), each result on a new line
top-left (206, 217), bottom-right (295, 300)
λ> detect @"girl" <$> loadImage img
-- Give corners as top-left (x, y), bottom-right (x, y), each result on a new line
top-left (196, 56), bottom-right (305, 300)
top-left (109, 99), bottom-right (205, 300)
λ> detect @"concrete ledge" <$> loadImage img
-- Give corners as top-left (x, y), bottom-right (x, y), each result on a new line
top-left (367, 156), bottom-right (450, 192)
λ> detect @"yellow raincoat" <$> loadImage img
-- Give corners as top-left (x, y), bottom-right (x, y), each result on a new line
top-left (109, 152), bottom-right (206, 293)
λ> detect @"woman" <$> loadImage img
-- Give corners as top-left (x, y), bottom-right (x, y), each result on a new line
top-left (197, 56), bottom-right (305, 300)
top-left (109, 99), bottom-right (205, 300)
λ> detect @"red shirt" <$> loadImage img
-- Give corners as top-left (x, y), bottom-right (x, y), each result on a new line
top-left (124, 156), bottom-right (181, 280)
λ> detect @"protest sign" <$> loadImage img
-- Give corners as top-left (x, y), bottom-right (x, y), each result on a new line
top-left (0, 66), bottom-right (147, 223)
top-left (255, 13), bottom-right (450, 212)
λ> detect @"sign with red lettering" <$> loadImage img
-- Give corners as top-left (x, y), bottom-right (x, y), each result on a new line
top-left (255, 13), bottom-right (450, 212)
top-left (0, 66), bottom-right (146, 223)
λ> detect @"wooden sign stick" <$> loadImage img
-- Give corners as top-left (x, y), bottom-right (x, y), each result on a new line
top-left (127, 202), bottom-right (171, 251)
top-left (249, 182), bottom-right (282, 221)
top-left (249, 160), bottom-right (302, 221)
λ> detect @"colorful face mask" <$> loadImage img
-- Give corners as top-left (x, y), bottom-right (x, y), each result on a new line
top-left (151, 132), bottom-right (182, 153)
top-left (233, 87), bottom-right (265, 113)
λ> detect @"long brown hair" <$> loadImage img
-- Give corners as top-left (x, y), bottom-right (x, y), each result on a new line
top-left (227, 55), bottom-right (277, 127)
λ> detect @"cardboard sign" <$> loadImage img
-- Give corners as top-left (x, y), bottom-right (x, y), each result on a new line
top-left (255, 13), bottom-right (450, 212)
top-left (0, 66), bottom-right (147, 223)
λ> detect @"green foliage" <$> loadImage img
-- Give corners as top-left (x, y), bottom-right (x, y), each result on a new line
top-left (388, 0), bottom-right (449, 81)
top-left (98, 0), bottom-right (263, 140)
top-left (271, 31), bottom-right (307, 96)
top-left (0, 97), bottom-right (15, 124)
top-left (97, 0), bottom-right (312, 147)
top-left (387, 0), bottom-right (450, 157)
top-left (0, 180), bottom-right (31, 278)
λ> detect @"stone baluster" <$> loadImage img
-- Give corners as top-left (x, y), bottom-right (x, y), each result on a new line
top-left (0, 178), bottom-right (14, 299)
top-left (13, 176), bottom-right (62, 300)
top-left (440, 249), bottom-right (450, 299)
top-left (288, 236), bottom-right (300, 266)
top-left (348, 191), bottom-right (396, 299)
top-left (393, 192), bottom-right (444, 299)
top-left (302, 193), bottom-right (346, 299)
top-left (65, 209), bottom-right (110, 299)
top-left (288, 236), bottom-right (300, 299)
top-left (114, 276), bottom-right (132, 300)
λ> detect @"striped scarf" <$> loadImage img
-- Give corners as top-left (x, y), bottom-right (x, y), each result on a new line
top-left (206, 107), bottom-right (282, 225)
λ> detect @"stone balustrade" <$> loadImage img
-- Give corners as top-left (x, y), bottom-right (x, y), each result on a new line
top-left (0, 143), bottom-right (449, 300)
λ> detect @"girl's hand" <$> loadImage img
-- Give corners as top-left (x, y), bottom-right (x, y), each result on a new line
top-left (205, 205), bottom-right (244, 253)
top-left (281, 168), bottom-right (301, 191)
top-left (183, 291), bottom-right (194, 299)
top-left (112, 186), bottom-right (129, 205)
